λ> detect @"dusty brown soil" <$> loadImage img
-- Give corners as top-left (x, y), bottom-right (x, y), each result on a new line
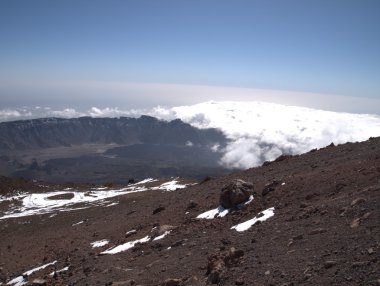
top-left (0, 138), bottom-right (379, 285)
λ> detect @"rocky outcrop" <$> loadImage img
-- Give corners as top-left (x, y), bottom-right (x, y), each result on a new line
top-left (206, 247), bottom-right (245, 284)
top-left (219, 179), bottom-right (253, 209)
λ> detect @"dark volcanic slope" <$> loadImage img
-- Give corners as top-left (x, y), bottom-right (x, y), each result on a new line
top-left (0, 137), bottom-right (379, 285)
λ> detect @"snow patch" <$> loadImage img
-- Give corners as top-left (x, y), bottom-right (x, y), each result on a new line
top-left (0, 188), bottom-right (145, 219)
top-left (104, 202), bottom-right (118, 207)
top-left (153, 231), bottom-right (171, 241)
top-left (244, 195), bottom-right (254, 205)
top-left (72, 220), bottom-right (85, 226)
top-left (49, 266), bottom-right (69, 276)
top-left (7, 261), bottom-right (57, 286)
top-left (151, 179), bottom-right (188, 191)
top-left (101, 231), bottom-right (171, 255)
top-left (231, 207), bottom-right (275, 232)
top-left (101, 236), bottom-right (150, 255)
top-left (197, 195), bottom-right (254, 219)
top-left (91, 239), bottom-right (109, 248)
top-left (197, 206), bottom-right (229, 219)
top-left (126, 229), bottom-right (137, 235)
top-left (0, 178), bottom-right (192, 220)
top-left (134, 178), bottom-right (157, 185)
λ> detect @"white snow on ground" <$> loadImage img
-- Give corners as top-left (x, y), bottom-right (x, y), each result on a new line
top-left (231, 207), bottom-right (275, 232)
top-left (101, 236), bottom-right (150, 255)
top-left (49, 266), bottom-right (69, 276)
top-left (0, 194), bottom-right (26, 202)
top-left (7, 261), bottom-right (57, 286)
top-left (101, 231), bottom-right (171, 255)
top-left (151, 179), bottom-right (188, 191)
top-left (0, 188), bottom-right (145, 219)
top-left (197, 206), bottom-right (229, 219)
top-left (244, 195), bottom-right (254, 205)
top-left (104, 202), bottom-right (119, 207)
top-left (134, 178), bottom-right (157, 185)
top-left (0, 179), bottom-right (191, 220)
top-left (153, 231), bottom-right (171, 241)
top-left (91, 239), bottom-right (109, 248)
top-left (197, 195), bottom-right (254, 219)
top-left (126, 229), bottom-right (137, 235)
top-left (72, 220), bottom-right (86, 226)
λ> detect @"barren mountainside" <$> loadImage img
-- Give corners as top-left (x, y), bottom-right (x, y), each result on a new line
top-left (0, 137), bottom-right (379, 285)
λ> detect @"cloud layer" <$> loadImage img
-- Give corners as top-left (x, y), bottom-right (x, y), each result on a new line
top-left (0, 106), bottom-right (143, 122)
top-left (150, 101), bottom-right (380, 168)
top-left (1, 101), bottom-right (380, 169)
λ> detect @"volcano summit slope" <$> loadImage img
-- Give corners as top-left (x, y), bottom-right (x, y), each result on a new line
top-left (0, 137), bottom-right (379, 285)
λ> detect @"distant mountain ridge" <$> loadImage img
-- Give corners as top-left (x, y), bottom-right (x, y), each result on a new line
top-left (0, 116), bottom-right (231, 182)
top-left (0, 116), bottom-right (226, 150)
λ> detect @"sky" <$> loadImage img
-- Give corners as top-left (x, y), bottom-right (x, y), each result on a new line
top-left (0, 0), bottom-right (379, 114)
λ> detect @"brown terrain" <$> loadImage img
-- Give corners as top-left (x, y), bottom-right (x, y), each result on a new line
top-left (0, 137), bottom-right (379, 286)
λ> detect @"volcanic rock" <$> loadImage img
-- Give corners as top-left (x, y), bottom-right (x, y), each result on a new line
top-left (153, 206), bottom-right (166, 215)
top-left (186, 200), bottom-right (198, 209)
top-left (324, 260), bottom-right (337, 269)
top-left (112, 280), bottom-right (136, 285)
top-left (262, 180), bottom-right (281, 196)
top-left (161, 278), bottom-right (182, 286)
top-left (183, 276), bottom-right (205, 286)
top-left (219, 179), bottom-right (253, 209)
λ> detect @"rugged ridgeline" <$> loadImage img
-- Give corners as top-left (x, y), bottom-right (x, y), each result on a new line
top-left (0, 116), bottom-right (225, 150)
top-left (0, 137), bottom-right (379, 285)
top-left (0, 116), bottom-right (231, 182)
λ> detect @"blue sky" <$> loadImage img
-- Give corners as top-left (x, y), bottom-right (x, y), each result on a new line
top-left (0, 0), bottom-right (379, 112)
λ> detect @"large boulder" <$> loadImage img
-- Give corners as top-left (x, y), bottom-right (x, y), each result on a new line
top-left (219, 179), bottom-right (254, 209)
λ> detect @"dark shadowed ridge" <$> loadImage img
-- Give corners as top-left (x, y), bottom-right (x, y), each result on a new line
top-left (0, 116), bottom-right (227, 150)
top-left (0, 116), bottom-right (232, 183)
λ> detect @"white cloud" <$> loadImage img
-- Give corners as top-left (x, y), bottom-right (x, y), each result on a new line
top-left (50, 108), bottom-right (84, 118)
top-left (0, 106), bottom-right (145, 121)
top-left (87, 107), bottom-right (145, 118)
top-left (151, 101), bottom-right (380, 169)
top-left (0, 109), bottom-right (31, 121)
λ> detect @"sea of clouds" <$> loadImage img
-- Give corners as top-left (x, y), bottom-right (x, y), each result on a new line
top-left (1, 101), bottom-right (380, 169)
